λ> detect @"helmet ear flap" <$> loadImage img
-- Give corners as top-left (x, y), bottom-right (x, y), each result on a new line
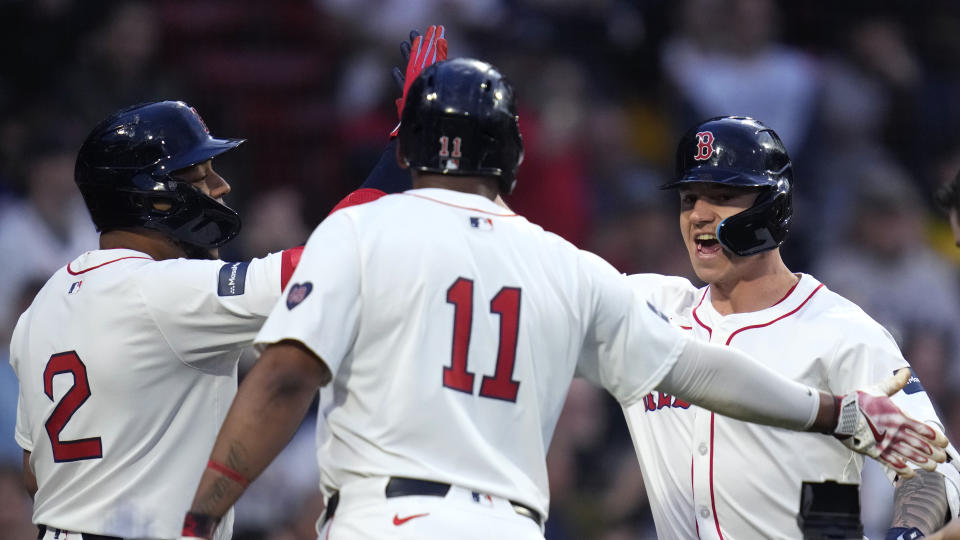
top-left (716, 182), bottom-right (792, 256)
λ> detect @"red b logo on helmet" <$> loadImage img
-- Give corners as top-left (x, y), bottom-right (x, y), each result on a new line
top-left (694, 131), bottom-right (715, 161)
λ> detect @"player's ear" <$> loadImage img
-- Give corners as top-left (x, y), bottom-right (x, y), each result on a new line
top-left (395, 143), bottom-right (409, 170)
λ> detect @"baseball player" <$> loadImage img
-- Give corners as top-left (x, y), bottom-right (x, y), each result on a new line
top-left (9, 26), bottom-right (447, 540)
top-left (9, 100), bottom-right (302, 540)
top-left (176, 59), bottom-right (945, 540)
top-left (623, 116), bottom-right (960, 539)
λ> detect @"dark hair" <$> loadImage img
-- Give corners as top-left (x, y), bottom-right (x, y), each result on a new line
top-left (934, 170), bottom-right (960, 213)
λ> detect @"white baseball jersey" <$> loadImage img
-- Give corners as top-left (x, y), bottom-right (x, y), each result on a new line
top-left (623, 273), bottom-right (944, 540)
top-left (254, 187), bottom-right (689, 524)
top-left (10, 248), bottom-right (289, 539)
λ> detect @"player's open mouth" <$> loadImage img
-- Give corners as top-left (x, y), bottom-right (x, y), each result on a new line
top-left (695, 233), bottom-right (722, 255)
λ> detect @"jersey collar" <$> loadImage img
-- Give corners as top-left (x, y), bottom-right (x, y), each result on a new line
top-left (402, 188), bottom-right (518, 216)
top-left (67, 249), bottom-right (154, 275)
top-left (694, 273), bottom-right (826, 332)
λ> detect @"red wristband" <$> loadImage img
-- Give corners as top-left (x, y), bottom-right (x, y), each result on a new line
top-left (207, 459), bottom-right (250, 487)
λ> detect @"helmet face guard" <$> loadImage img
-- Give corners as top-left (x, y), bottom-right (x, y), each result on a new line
top-left (665, 116), bottom-right (793, 256)
top-left (399, 58), bottom-right (524, 195)
top-left (75, 101), bottom-right (244, 249)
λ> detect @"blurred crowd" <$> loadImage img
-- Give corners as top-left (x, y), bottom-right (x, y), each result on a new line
top-left (3, 0), bottom-right (960, 538)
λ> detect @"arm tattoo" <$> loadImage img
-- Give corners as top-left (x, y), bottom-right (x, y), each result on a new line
top-left (891, 469), bottom-right (949, 533)
top-left (193, 476), bottom-right (234, 515)
top-left (193, 442), bottom-right (251, 515)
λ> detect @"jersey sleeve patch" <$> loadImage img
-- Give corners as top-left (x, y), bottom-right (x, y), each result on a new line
top-left (896, 368), bottom-right (926, 395)
top-left (286, 282), bottom-right (313, 309)
top-left (218, 262), bottom-right (249, 296)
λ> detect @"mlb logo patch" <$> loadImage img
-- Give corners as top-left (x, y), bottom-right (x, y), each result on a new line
top-left (471, 492), bottom-right (494, 507)
top-left (68, 281), bottom-right (82, 294)
top-left (286, 282), bottom-right (313, 310)
top-left (469, 216), bottom-right (494, 231)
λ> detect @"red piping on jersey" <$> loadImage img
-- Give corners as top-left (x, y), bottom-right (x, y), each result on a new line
top-left (724, 284), bottom-right (825, 346)
top-left (702, 280), bottom-right (824, 538)
top-left (67, 256), bottom-right (152, 275)
top-left (692, 289), bottom-right (712, 338)
top-left (402, 193), bottom-right (519, 216)
top-left (709, 413), bottom-right (724, 539)
top-left (772, 277), bottom-right (801, 307)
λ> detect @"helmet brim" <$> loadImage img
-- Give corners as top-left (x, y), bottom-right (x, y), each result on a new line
top-left (660, 169), bottom-right (776, 190)
top-left (163, 137), bottom-right (245, 173)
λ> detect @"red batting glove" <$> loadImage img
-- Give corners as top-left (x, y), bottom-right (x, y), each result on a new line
top-left (180, 511), bottom-right (219, 540)
top-left (390, 25), bottom-right (447, 137)
top-left (833, 369), bottom-right (948, 478)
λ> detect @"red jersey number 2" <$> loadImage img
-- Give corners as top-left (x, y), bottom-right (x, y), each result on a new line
top-left (444, 278), bottom-right (521, 402)
top-left (43, 351), bottom-right (103, 462)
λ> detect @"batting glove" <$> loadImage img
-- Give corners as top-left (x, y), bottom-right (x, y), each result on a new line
top-left (834, 369), bottom-right (948, 479)
top-left (389, 24), bottom-right (447, 137)
top-left (180, 511), bottom-right (219, 540)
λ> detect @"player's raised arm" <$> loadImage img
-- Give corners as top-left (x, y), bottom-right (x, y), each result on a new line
top-left (328, 25), bottom-right (447, 214)
top-left (656, 340), bottom-right (948, 478)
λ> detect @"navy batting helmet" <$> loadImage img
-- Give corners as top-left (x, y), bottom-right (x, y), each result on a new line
top-left (398, 58), bottom-right (523, 195)
top-left (664, 116), bottom-right (793, 256)
top-left (75, 101), bottom-right (244, 249)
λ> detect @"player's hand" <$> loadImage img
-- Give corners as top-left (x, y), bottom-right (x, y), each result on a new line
top-left (390, 25), bottom-right (447, 137)
top-left (834, 369), bottom-right (948, 478)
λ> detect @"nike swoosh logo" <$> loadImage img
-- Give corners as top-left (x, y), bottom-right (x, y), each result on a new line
top-left (864, 415), bottom-right (886, 443)
top-left (393, 512), bottom-right (430, 526)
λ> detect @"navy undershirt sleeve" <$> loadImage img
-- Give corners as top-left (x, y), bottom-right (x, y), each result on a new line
top-left (359, 139), bottom-right (413, 194)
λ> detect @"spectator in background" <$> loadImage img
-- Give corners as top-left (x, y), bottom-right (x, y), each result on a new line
top-left (815, 161), bottom-right (960, 374)
top-left (660, 0), bottom-right (819, 153)
top-left (809, 14), bottom-right (928, 256)
top-left (507, 58), bottom-right (593, 247)
top-left (0, 134), bottom-right (98, 342)
top-left (60, 0), bottom-right (182, 126)
top-left (237, 187), bottom-right (311, 262)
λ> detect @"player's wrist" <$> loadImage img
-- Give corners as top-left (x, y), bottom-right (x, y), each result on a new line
top-left (810, 391), bottom-right (842, 434)
top-left (181, 511), bottom-right (219, 540)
